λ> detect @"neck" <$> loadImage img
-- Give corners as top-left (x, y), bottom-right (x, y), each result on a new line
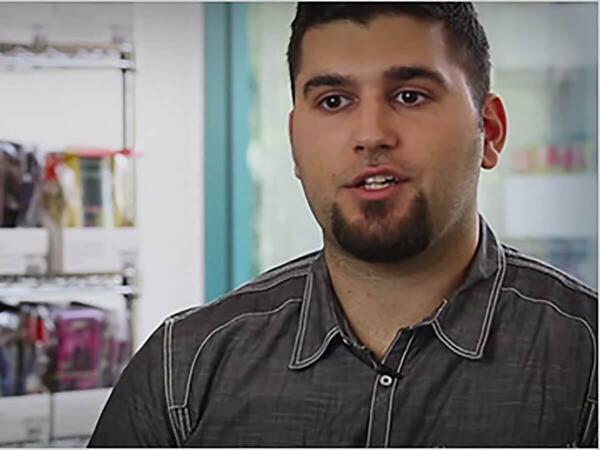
top-left (324, 213), bottom-right (480, 359)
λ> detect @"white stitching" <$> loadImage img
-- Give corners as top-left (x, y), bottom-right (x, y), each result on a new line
top-left (384, 332), bottom-right (417, 447)
top-left (365, 330), bottom-right (404, 447)
top-left (365, 374), bottom-right (380, 447)
top-left (163, 320), bottom-right (171, 405)
top-left (181, 268), bottom-right (309, 319)
top-left (296, 272), bottom-right (314, 360)
top-left (185, 408), bottom-right (192, 437)
top-left (170, 297), bottom-right (302, 409)
top-left (501, 286), bottom-right (597, 401)
top-left (432, 244), bottom-right (506, 358)
top-left (177, 256), bottom-right (315, 316)
top-left (291, 327), bottom-right (340, 368)
top-left (162, 320), bottom-right (182, 447)
top-left (169, 306), bottom-right (204, 324)
top-left (235, 268), bottom-right (311, 296)
top-left (177, 409), bottom-right (186, 443)
top-left (475, 246), bottom-right (507, 354)
top-left (168, 320), bottom-right (175, 406)
top-left (233, 253), bottom-right (318, 296)
top-left (505, 252), bottom-right (597, 298)
top-left (247, 253), bottom-right (319, 285)
top-left (582, 401), bottom-right (596, 445)
top-left (288, 272), bottom-right (313, 368)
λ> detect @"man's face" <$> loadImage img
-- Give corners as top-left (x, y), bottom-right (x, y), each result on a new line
top-left (289, 14), bottom-right (488, 263)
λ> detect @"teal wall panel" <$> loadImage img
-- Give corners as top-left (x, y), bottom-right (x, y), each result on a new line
top-left (204, 3), bottom-right (253, 302)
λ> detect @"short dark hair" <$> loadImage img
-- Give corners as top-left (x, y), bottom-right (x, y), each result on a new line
top-left (286, 2), bottom-right (491, 110)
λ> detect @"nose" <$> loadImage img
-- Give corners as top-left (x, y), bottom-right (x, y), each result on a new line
top-left (352, 99), bottom-right (399, 154)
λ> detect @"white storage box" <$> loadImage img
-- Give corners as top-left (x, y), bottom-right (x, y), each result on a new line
top-left (48, 227), bottom-right (138, 274)
top-left (0, 393), bottom-right (52, 446)
top-left (51, 388), bottom-right (111, 440)
top-left (0, 228), bottom-right (48, 275)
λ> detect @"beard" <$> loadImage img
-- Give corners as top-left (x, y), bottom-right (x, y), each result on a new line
top-left (330, 190), bottom-right (433, 263)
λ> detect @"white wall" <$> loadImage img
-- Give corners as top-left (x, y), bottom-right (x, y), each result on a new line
top-left (476, 2), bottom-right (597, 70)
top-left (133, 3), bottom-right (204, 347)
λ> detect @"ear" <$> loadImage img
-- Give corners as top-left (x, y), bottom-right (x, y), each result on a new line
top-left (289, 110), bottom-right (302, 179)
top-left (480, 94), bottom-right (508, 170)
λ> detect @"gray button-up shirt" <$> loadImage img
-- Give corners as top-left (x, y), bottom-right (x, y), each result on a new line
top-left (89, 219), bottom-right (597, 447)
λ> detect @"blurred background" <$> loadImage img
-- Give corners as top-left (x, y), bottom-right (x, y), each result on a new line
top-left (0, 1), bottom-right (597, 446)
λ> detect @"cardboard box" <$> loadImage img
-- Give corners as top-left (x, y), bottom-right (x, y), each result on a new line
top-left (51, 388), bottom-right (111, 440)
top-left (48, 227), bottom-right (138, 274)
top-left (0, 228), bottom-right (48, 275)
top-left (0, 393), bottom-right (51, 445)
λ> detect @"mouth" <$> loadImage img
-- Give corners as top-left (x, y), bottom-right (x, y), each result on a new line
top-left (357, 174), bottom-right (400, 191)
top-left (344, 168), bottom-right (410, 201)
top-left (348, 168), bottom-right (409, 190)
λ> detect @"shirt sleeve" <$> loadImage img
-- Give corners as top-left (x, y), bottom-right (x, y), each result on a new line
top-left (87, 324), bottom-right (177, 447)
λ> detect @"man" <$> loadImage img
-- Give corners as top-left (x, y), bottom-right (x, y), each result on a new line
top-left (89, 2), bottom-right (597, 447)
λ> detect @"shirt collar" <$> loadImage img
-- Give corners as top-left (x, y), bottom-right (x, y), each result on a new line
top-left (288, 252), bottom-right (343, 370)
top-left (288, 215), bottom-right (507, 370)
top-left (430, 216), bottom-right (507, 359)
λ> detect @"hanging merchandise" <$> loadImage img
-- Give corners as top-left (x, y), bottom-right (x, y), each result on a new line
top-left (0, 141), bottom-right (43, 228)
top-left (41, 148), bottom-right (137, 228)
top-left (0, 299), bottom-right (132, 396)
top-left (0, 304), bottom-right (20, 396)
top-left (15, 303), bottom-right (52, 395)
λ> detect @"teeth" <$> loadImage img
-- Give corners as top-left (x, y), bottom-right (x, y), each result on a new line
top-left (364, 183), bottom-right (389, 190)
top-left (362, 175), bottom-right (397, 190)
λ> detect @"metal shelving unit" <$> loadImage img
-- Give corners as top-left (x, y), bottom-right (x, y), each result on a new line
top-left (0, 38), bottom-right (137, 447)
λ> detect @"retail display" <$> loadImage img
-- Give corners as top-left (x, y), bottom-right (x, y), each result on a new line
top-left (511, 138), bottom-right (594, 175)
top-left (0, 301), bottom-right (131, 396)
top-left (0, 36), bottom-right (137, 446)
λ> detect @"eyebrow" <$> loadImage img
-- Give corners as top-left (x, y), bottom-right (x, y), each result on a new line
top-left (302, 65), bottom-right (448, 98)
top-left (302, 73), bottom-right (357, 98)
top-left (383, 65), bottom-right (447, 89)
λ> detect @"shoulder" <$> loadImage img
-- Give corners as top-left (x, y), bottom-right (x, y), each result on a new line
top-left (501, 244), bottom-right (597, 327)
top-left (499, 244), bottom-right (597, 404)
top-left (169, 251), bottom-right (317, 327)
top-left (161, 251), bottom-right (319, 358)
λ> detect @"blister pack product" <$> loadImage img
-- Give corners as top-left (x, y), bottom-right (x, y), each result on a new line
top-left (41, 148), bottom-right (137, 228)
top-left (50, 306), bottom-right (106, 391)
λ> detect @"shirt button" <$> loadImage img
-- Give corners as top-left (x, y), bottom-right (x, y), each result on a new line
top-left (379, 375), bottom-right (393, 387)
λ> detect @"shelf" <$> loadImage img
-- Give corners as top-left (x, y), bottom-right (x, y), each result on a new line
top-left (0, 273), bottom-right (135, 303)
top-left (0, 55), bottom-right (135, 70)
top-left (0, 42), bottom-right (135, 71)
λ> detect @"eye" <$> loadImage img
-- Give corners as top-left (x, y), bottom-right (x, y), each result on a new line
top-left (318, 94), bottom-right (352, 111)
top-left (394, 90), bottom-right (429, 106)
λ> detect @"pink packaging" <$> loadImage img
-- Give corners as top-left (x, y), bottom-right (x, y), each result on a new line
top-left (52, 307), bottom-right (106, 391)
